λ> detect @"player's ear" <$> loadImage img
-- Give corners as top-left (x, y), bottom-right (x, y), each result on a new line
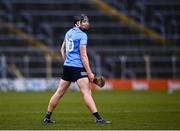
top-left (76, 21), bottom-right (80, 27)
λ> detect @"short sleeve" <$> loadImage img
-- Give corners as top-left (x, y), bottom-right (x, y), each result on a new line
top-left (80, 33), bottom-right (88, 45)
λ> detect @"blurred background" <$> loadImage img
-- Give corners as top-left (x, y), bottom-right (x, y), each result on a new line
top-left (0, 0), bottom-right (180, 91)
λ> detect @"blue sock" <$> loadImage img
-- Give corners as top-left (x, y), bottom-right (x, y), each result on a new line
top-left (45, 112), bottom-right (52, 119)
top-left (93, 112), bottom-right (102, 120)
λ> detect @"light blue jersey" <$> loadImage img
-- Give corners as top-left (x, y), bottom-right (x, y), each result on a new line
top-left (64, 27), bottom-right (88, 67)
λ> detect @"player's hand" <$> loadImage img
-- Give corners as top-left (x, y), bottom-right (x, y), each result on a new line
top-left (88, 73), bottom-right (94, 82)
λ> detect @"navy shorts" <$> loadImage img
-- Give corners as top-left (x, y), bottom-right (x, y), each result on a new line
top-left (62, 66), bottom-right (88, 82)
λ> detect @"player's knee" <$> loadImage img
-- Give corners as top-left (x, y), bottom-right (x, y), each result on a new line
top-left (81, 89), bottom-right (91, 97)
top-left (56, 88), bottom-right (66, 97)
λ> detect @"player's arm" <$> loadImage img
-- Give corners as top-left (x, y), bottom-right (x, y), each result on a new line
top-left (60, 41), bottom-right (66, 60)
top-left (80, 44), bottom-right (94, 82)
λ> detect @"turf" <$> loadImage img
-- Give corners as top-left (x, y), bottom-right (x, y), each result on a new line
top-left (0, 90), bottom-right (180, 130)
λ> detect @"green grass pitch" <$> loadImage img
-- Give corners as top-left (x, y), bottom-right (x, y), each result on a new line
top-left (0, 90), bottom-right (180, 130)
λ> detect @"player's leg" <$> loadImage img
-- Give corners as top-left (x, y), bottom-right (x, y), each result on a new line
top-left (77, 77), bottom-right (97, 113)
top-left (44, 79), bottom-right (70, 124)
top-left (48, 79), bottom-right (70, 112)
top-left (77, 77), bottom-right (110, 124)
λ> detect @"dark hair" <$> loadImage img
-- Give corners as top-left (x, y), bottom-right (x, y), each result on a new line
top-left (73, 14), bottom-right (88, 24)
